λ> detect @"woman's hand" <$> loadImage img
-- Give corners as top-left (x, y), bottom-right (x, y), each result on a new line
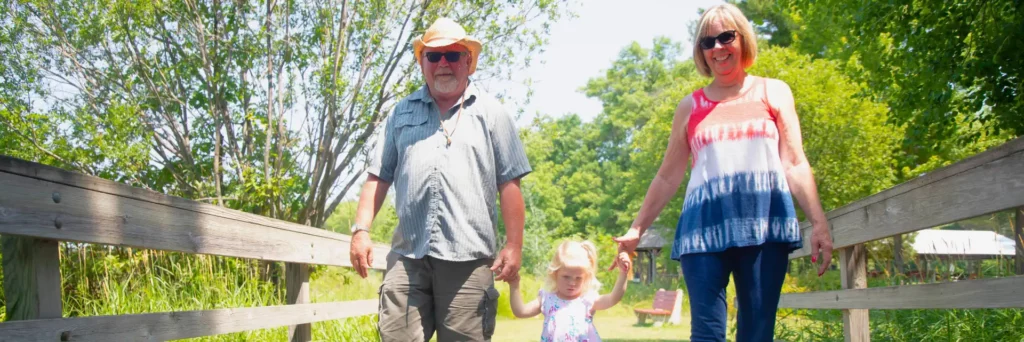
top-left (609, 228), bottom-right (641, 271)
top-left (811, 223), bottom-right (833, 276)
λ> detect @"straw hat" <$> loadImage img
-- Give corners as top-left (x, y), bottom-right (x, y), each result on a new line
top-left (413, 18), bottom-right (482, 75)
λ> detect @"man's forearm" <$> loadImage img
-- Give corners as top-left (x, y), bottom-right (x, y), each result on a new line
top-left (355, 174), bottom-right (391, 228)
top-left (499, 179), bottom-right (525, 247)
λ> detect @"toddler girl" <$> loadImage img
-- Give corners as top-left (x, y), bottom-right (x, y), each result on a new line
top-left (507, 240), bottom-right (631, 342)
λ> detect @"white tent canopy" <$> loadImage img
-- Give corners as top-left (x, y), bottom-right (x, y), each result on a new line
top-left (911, 229), bottom-right (1016, 258)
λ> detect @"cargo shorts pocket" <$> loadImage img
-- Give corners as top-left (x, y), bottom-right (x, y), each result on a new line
top-left (481, 286), bottom-right (500, 338)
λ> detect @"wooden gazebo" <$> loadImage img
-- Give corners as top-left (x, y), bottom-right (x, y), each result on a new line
top-left (633, 226), bottom-right (668, 284)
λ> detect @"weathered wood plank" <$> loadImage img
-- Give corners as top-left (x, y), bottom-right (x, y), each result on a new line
top-left (286, 263), bottom-right (311, 342)
top-left (0, 171), bottom-right (388, 269)
top-left (0, 300), bottom-right (378, 342)
top-left (1, 236), bottom-right (62, 320)
top-left (1015, 206), bottom-right (1023, 276)
top-left (840, 245), bottom-right (869, 342)
top-left (791, 137), bottom-right (1024, 259)
top-left (0, 156), bottom-right (342, 241)
top-left (778, 275), bottom-right (1024, 309)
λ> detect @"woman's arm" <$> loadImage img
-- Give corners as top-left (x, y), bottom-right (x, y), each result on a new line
top-left (508, 276), bottom-right (541, 318)
top-left (612, 97), bottom-right (693, 259)
top-left (768, 78), bottom-right (834, 275)
top-left (594, 252), bottom-right (631, 311)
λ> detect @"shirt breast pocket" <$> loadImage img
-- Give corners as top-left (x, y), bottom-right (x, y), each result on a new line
top-left (393, 111), bottom-right (432, 149)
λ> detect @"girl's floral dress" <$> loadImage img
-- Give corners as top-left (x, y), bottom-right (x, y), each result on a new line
top-left (538, 289), bottom-right (601, 342)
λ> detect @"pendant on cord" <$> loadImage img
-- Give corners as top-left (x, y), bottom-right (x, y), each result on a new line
top-left (446, 136), bottom-right (452, 147)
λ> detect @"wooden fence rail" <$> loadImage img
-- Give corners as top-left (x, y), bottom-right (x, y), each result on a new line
top-left (780, 136), bottom-right (1024, 342)
top-left (3, 135), bottom-right (1023, 341)
top-left (0, 156), bottom-right (391, 342)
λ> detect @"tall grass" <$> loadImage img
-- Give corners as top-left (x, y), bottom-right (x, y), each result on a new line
top-left (776, 256), bottom-right (1024, 341)
top-left (0, 242), bottom-right (382, 341)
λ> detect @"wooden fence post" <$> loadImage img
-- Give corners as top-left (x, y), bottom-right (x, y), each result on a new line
top-left (892, 235), bottom-right (904, 276)
top-left (648, 250), bottom-right (656, 284)
top-left (840, 244), bottom-right (870, 342)
top-left (1, 236), bottom-right (62, 320)
top-left (1014, 206), bottom-right (1023, 276)
top-left (286, 262), bottom-right (311, 342)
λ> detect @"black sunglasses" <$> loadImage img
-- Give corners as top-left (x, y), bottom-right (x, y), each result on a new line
top-left (699, 30), bottom-right (738, 50)
top-left (424, 51), bottom-right (466, 63)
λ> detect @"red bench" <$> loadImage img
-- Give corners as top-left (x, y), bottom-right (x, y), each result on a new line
top-left (633, 288), bottom-right (682, 326)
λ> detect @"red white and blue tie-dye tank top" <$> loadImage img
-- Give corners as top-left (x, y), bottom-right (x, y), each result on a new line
top-left (671, 77), bottom-right (802, 259)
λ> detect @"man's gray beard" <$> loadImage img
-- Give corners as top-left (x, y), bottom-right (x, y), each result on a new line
top-left (432, 78), bottom-right (459, 93)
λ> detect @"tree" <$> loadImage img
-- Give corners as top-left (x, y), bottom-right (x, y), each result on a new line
top-left (323, 196), bottom-right (398, 244)
top-left (734, 0), bottom-right (1023, 173)
top-left (4, 0), bottom-right (571, 227)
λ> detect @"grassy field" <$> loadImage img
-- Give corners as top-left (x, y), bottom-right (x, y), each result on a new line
top-left (494, 315), bottom-right (692, 342)
top-left (7, 243), bottom-right (1021, 341)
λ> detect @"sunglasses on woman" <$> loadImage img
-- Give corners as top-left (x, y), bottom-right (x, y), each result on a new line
top-left (699, 30), bottom-right (738, 50)
top-left (424, 51), bottom-right (467, 63)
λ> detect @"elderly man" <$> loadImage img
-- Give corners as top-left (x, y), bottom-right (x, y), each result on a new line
top-left (348, 18), bottom-right (531, 341)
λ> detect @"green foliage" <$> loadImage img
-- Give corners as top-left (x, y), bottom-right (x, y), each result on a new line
top-left (4, 0), bottom-right (572, 226)
top-left (748, 46), bottom-right (902, 211)
top-left (323, 196), bottom-right (399, 244)
top-left (48, 243), bottom-right (383, 340)
top-left (735, 0), bottom-right (1023, 174)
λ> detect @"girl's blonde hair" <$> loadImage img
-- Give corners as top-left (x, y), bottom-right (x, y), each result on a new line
top-left (692, 3), bottom-right (758, 77)
top-left (545, 240), bottom-right (602, 292)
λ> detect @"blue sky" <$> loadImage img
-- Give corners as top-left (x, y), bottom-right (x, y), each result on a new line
top-left (498, 0), bottom-right (725, 126)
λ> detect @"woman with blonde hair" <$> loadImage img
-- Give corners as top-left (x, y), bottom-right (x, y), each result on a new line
top-left (611, 4), bottom-right (834, 341)
top-left (507, 240), bottom-right (631, 341)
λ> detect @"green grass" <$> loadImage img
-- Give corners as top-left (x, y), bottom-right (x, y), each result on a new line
top-left (8, 244), bottom-right (386, 341)
top-left (775, 258), bottom-right (1024, 341)
top-left (494, 315), bottom-right (692, 342)
top-left (9, 242), bottom-right (1020, 341)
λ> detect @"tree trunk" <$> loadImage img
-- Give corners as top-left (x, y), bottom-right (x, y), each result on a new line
top-left (893, 235), bottom-right (904, 276)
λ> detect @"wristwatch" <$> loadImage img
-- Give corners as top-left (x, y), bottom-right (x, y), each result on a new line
top-left (350, 223), bottom-right (370, 235)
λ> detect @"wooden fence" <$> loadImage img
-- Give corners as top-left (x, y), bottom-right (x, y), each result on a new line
top-left (2, 135), bottom-right (1024, 341)
top-left (779, 136), bottom-right (1024, 341)
top-left (0, 156), bottom-right (391, 341)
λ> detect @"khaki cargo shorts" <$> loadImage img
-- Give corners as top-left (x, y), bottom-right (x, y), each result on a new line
top-left (377, 252), bottom-right (499, 342)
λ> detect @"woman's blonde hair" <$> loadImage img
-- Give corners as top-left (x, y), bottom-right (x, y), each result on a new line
top-left (545, 240), bottom-right (602, 292)
top-left (692, 3), bottom-right (758, 77)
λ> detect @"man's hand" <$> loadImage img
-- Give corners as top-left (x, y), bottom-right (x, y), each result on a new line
top-left (811, 223), bottom-right (833, 277)
top-left (349, 230), bottom-right (373, 279)
top-left (490, 244), bottom-right (522, 282)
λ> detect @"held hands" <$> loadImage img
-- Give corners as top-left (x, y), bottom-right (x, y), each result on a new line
top-left (609, 227), bottom-right (641, 271)
top-left (491, 244), bottom-right (522, 282)
top-left (615, 251), bottom-right (632, 275)
top-left (506, 272), bottom-right (521, 289)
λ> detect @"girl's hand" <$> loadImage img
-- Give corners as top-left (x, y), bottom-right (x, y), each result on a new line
top-left (610, 227), bottom-right (641, 270)
top-left (506, 272), bottom-right (521, 289)
top-left (616, 251), bottom-right (631, 274)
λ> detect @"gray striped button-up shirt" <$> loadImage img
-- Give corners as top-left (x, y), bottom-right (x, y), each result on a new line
top-left (367, 83), bottom-right (532, 261)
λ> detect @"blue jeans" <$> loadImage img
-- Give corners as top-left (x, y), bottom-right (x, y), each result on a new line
top-left (680, 243), bottom-right (790, 342)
